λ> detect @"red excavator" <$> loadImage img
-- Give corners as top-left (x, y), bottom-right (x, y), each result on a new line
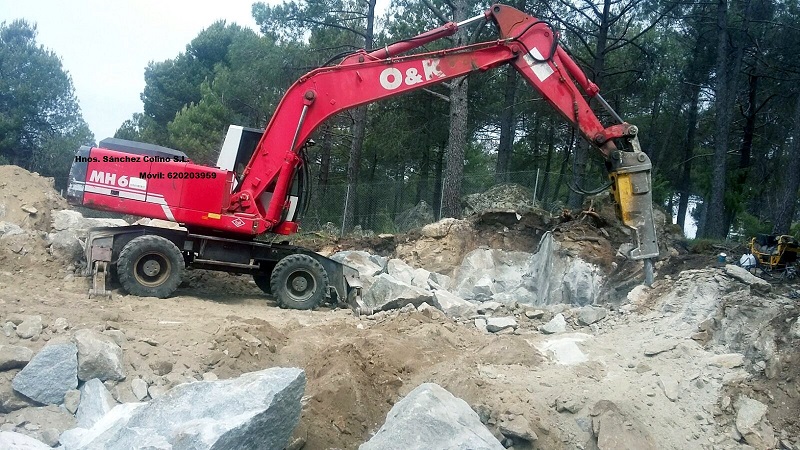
top-left (67, 4), bottom-right (658, 313)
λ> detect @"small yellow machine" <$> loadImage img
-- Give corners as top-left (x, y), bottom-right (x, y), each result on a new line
top-left (748, 234), bottom-right (799, 279)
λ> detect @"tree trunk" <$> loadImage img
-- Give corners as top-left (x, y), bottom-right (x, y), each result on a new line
top-left (569, 0), bottom-right (610, 209)
top-left (433, 145), bottom-right (445, 219)
top-left (393, 162), bottom-right (406, 219)
top-left (495, 67), bottom-right (518, 183)
top-left (567, 143), bottom-right (589, 208)
top-left (722, 74), bottom-right (758, 233)
top-left (441, 0), bottom-right (469, 219)
top-left (343, 107), bottom-right (368, 231)
top-left (704, 0), bottom-right (748, 238)
top-left (316, 123), bottom-right (332, 197)
top-left (772, 94), bottom-right (800, 235)
top-left (677, 83), bottom-right (700, 232)
top-left (704, 0), bottom-right (732, 239)
top-left (552, 132), bottom-right (575, 204)
top-left (341, 0), bottom-right (376, 232)
top-left (539, 119), bottom-right (555, 205)
top-left (416, 145), bottom-right (430, 204)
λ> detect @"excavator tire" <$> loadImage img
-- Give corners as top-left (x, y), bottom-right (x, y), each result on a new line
top-left (270, 254), bottom-right (328, 310)
top-left (117, 235), bottom-right (184, 298)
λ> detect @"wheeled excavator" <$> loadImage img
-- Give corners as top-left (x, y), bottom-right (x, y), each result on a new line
top-left (66, 4), bottom-right (659, 313)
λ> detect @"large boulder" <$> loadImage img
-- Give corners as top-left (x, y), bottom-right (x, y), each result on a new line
top-left (15, 316), bottom-right (43, 340)
top-left (452, 249), bottom-right (531, 301)
top-left (360, 383), bottom-right (504, 450)
top-left (47, 230), bottom-right (85, 262)
top-left (12, 343), bottom-right (78, 405)
top-left (395, 218), bottom-right (476, 277)
top-left (73, 329), bottom-right (125, 382)
top-left (0, 373), bottom-right (35, 413)
top-left (723, 264), bottom-right (772, 294)
top-left (331, 250), bottom-right (385, 292)
top-left (591, 400), bottom-right (657, 450)
top-left (395, 201), bottom-right (435, 232)
top-left (0, 222), bottom-right (24, 239)
top-left (0, 345), bottom-right (34, 370)
top-left (486, 317), bottom-right (518, 333)
top-left (410, 267), bottom-right (433, 289)
top-left (0, 431), bottom-right (52, 449)
top-left (735, 396), bottom-right (776, 449)
top-left (451, 233), bottom-right (604, 306)
top-left (561, 259), bottom-right (603, 306)
top-left (49, 210), bottom-right (128, 262)
top-left (51, 210), bottom-right (128, 233)
top-left (76, 379), bottom-right (116, 428)
top-left (387, 259), bottom-right (416, 285)
top-left (540, 313), bottom-right (567, 334)
top-left (61, 367), bottom-right (305, 450)
top-left (363, 274), bottom-right (434, 311)
top-left (577, 306), bottom-right (608, 326)
top-left (432, 290), bottom-right (477, 318)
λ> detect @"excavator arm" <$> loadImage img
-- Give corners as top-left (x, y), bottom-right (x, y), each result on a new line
top-left (233, 4), bottom-right (658, 271)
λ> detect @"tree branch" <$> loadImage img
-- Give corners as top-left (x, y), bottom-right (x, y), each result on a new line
top-left (421, 0), bottom-right (450, 24)
top-left (297, 17), bottom-right (368, 39)
top-left (423, 88), bottom-right (451, 102)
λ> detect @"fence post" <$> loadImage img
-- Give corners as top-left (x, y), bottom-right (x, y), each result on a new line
top-left (532, 168), bottom-right (540, 206)
top-left (341, 184), bottom-right (350, 237)
top-left (438, 176), bottom-right (445, 221)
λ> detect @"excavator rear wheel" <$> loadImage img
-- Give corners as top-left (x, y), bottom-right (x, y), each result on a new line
top-left (117, 235), bottom-right (184, 298)
top-left (270, 254), bottom-right (328, 310)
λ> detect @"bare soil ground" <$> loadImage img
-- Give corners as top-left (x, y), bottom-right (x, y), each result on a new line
top-left (1, 166), bottom-right (798, 449)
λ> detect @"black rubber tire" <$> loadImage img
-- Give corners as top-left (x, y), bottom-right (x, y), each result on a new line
top-left (117, 235), bottom-right (184, 298)
top-left (269, 254), bottom-right (328, 310)
top-left (252, 272), bottom-right (272, 295)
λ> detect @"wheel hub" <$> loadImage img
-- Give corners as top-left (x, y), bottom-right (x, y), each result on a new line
top-left (291, 277), bottom-right (308, 291)
top-left (142, 260), bottom-right (161, 277)
top-left (286, 270), bottom-right (315, 300)
top-left (133, 253), bottom-right (171, 287)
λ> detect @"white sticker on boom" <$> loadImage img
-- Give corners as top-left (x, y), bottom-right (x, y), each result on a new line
top-left (523, 48), bottom-right (555, 82)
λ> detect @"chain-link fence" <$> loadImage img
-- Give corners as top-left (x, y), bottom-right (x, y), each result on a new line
top-left (301, 169), bottom-right (572, 234)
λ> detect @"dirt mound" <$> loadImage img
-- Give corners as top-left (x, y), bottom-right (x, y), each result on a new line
top-left (0, 165), bottom-right (68, 232)
top-left (0, 166), bottom-right (72, 274)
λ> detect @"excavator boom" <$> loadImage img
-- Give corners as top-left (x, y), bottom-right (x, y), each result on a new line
top-left (232, 4), bottom-right (658, 262)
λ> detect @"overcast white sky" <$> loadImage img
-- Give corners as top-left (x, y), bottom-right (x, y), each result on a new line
top-left (3, 0), bottom-right (264, 141)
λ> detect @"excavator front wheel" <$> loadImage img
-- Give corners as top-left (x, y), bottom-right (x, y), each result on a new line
top-left (117, 235), bottom-right (184, 298)
top-left (270, 254), bottom-right (329, 310)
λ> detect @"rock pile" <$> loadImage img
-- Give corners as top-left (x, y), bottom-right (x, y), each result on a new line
top-left (338, 230), bottom-right (606, 322)
top-left (0, 323), bottom-right (307, 449)
top-left (462, 183), bottom-right (537, 216)
top-left (394, 200), bottom-right (435, 232)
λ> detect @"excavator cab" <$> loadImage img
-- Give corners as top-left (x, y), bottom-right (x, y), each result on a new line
top-left (216, 125), bottom-right (310, 226)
